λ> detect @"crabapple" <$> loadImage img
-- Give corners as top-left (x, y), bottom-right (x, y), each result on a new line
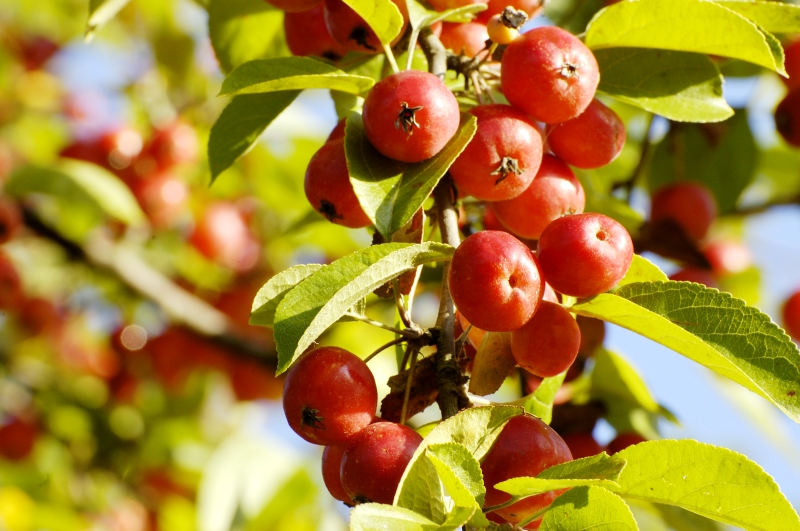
top-left (450, 104), bottom-right (543, 201)
top-left (491, 154), bottom-right (584, 239)
top-left (284, 4), bottom-right (348, 61)
top-left (266, 0), bottom-right (321, 12)
top-left (477, 0), bottom-right (543, 23)
top-left (511, 301), bottom-right (581, 378)
top-left (703, 240), bottom-right (752, 276)
top-left (607, 432), bottom-right (647, 454)
top-left (783, 38), bottom-right (800, 92)
top-left (782, 290), bottom-right (800, 341)
top-left (340, 422), bottom-right (422, 504)
top-left (650, 182), bottom-right (717, 242)
top-left (562, 432), bottom-right (604, 459)
top-left (0, 198), bottom-right (21, 244)
top-left (448, 231), bottom-right (544, 332)
top-left (129, 173), bottom-right (187, 229)
top-left (0, 417), bottom-right (38, 460)
top-left (322, 445), bottom-right (353, 504)
top-left (327, 119), bottom-right (346, 142)
top-left (324, 0), bottom-right (408, 54)
top-left (546, 99), bottom-right (626, 169)
top-left (486, 14), bottom-right (518, 45)
top-left (189, 202), bottom-right (259, 272)
top-left (282, 346), bottom-right (378, 446)
top-left (537, 213), bottom-right (634, 298)
top-left (0, 253), bottom-right (23, 309)
top-left (501, 26), bottom-right (599, 124)
top-left (775, 89), bottom-right (800, 147)
top-left (144, 121), bottom-right (197, 170)
top-left (362, 70), bottom-right (460, 163)
top-left (439, 22), bottom-right (489, 57)
top-left (304, 138), bottom-right (372, 228)
top-left (481, 414), bottom-right (572, 525)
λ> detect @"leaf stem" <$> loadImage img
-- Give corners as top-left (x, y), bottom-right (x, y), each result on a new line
top-left (343, 312), bottom-right (423, 339)
top-left (383, 43), bottom-right (400, 74)
top-left (364, 336), bottom-right (408, 364)
top-left (399, 346), bottom-right (419, 425)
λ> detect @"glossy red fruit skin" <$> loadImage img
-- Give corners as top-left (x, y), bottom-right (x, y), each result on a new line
top-left (145, 121), bottom-right (197, 171)
top-left (450, 104), bottom-right (543, 201)
top-left (324, 0), bottom-right (408, 54)
top-left (782, 290), bottom-right (800, 341)
top-left (189, 202), bottom-right (259, 272)
top-left (477, 0), bottom-right (543, 23)
top-left (650, 182), bottom-right (717, 242)
top-left (340, 422), bottom-right (423, 505)
top-left (537, 213), bottom-right (634, 298)
top-left (576, 315), bottom-right (605, 357)
top-left (266, 0), bottom-right (321, 12)
top-left (703, 240), bottom-right (752, 276)
top-left (546, 99), bottom-right (626, 169)
top-left (327, 119), bottom-right (347, 142)
top-left (511, 301), bottom-right (581, 377)
top-left (304, 138), bottom-right (372, 228)
top-left (491, 154), bottom-right (584, 239)
top-left (775, 89), bottom-right (800, 147)
top-left (129, 173), bottom-right (188, 229)
top-left (482, 414), bottom-right (572, 525)
top-left (783, 39), bottom-right (800, 92)
top-left (440, 22), bottom-right (489, 57)
top-left (362, 70), bottom-right (460, 163)
top-left (285, 4), bottom-right (348, 60)
top-left (449, 231), bottom-right (545, 332)
top-left (562, 432), bottom-right (604, 459)
top-left (669, 268), bottom-right (717, 288)
top-left (607, 432), bottom-right (647, 454)
top-left (0, 198), bottom-right (21, 244)
top-left (283, 346), bottom-right (378, 446)
top-left (501, 26), bottom-right (599, 124)
top-left (322, 445), bottom-right (353, 504)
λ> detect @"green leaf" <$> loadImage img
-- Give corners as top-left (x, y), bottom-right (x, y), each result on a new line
top-left (653, 503), bottom-right (724, 531)
top-left (207, 0), bottom-right (286, 74)
top-left (341, 0), bottom-right (405, 46)
top-left (346, 113), bottom-right (477, 239)
top-left (591, 349), bottom-right (660, 413)
top-left (496, 453), bottom-right (626, 498)
top-left (407, 1), bottom-right (487, 29)
top-left (395, 455), bottom-right (447, 524)
top-left (585, 0), bottom-right (786, 75)
top-left (350, 503), bottom-right (439, 531)
top-left (596, 48), bottom-right (732, 123)
top-left (539, 486), bottom-right (639, 531)
top-left (608, 439), bottom-right (800, 530)
top-left (545, 0), bottom-right (605, 35)
top-left (469, 332), bottom-right (516, 397)
top-left (717, 1), bottom-right (800, 34)
top-left (219, 57), bottom-right (375, 97)
top-left (427, 444), bottom-right (490, 527)
top-left (571, 282), bottom-right (800, 423)
top-left (250, 265), bottom-right (325, 327)
top-left (274, 242), bottom-right (454, 373)
top-left (646, 111), bottom-right (757, 213)
top-left (396, 406), bottom-right (523, 506)
top-left (438, 506), bottom-right (476, 531)
top-left (7, 161), bottom-right (144, 226)
top-left (523, 371), bottom-right (567, 425)
top-left (208, 91), bottom-right (299, 182)
top-left (617, 255), bottom-right (668, 288)
top-left (86, 0), bottom-right (131, 41)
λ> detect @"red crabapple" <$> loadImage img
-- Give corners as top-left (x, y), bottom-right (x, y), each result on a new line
top-left (266, 0), bottom-right (321, 12)
top-left (546, 99), bottom-right (626, 169)
top-left (481, 414), bottom-right (572, 525)
top-left (501, 26), bottom-right (599, 124)
top-left (340, 422), bottom-right (422, 505)
top-left (283, 346), bottom-right (378, 446)
top-left (304, 138), bottom-right (372, 228)
top-left (324, 0), bottom-right (408, 54)
top-left (439, 22), bottom-right (489, 57)
top-left (607, 432), bottom-right (647, 454)
top-left (145, 121), bottom-right (198, 171)
top-left (669, 268), bottom-right (718, 288)
top-left (362, 70), bottom-right (460, 163)
top-left (189, 202), bottom-right (259, 272)
top-left (511, 301), bottom-right (581, 378)
top-left (703, 240), bottom-right (752, 276)
top-left (450, 104), bottom-right (543, 201)
top-left (782, 290), bottom-right (800, 341)
top-left (0, 417), bottom-right (38, 460)
top-left (775, 89), bottom-right (800, 147)
top-left (537, 213), bottom-right (634, 298)
top-left (284, 4), bottom-right (348, 61)
top-left (491, 154), bottom-right (584, 239)
top-left (449, 231), bottom-right (544, 332)
top-left (562, 432), bottom-right (604, 459)
top-left (327, 119), bottom-right (346, 142)
top-left (0, 198), bottom-right (21, 244)
top-left (576, 315), bottom-right (605, 357)
top-left (0, 253), bottom-right (23, 309)
top-left (783, 38), bottom-right (800, 92)
top-left (650, 182), bottom-right (717, 242)
top-left (322, 445), bottom-right (353, 504)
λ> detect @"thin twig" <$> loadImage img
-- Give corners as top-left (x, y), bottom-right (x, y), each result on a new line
top-left (364, 337), bottom-right (408, 364)
top-left (393, 279), bottom-right (414, 329)
top-left (343, 312), bottom-right (423, 338)
top-left (383, 43), bottom-right (400, 74)
top-left (613, 113), bottom-right (655, 201)
top-left (399, 346), bottom-right (419, 425)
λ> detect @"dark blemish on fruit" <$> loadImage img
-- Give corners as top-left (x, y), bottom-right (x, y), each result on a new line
top-left (319, 200), bottom-right (343, 222)
top-left (348, 26), bottom-right (376, 51)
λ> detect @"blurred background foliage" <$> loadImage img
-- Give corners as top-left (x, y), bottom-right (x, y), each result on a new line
top-left (0, 0), bottom-right (799, 530)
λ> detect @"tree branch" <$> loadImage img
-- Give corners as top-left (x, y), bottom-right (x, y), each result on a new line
top-left (21, 207), bottom-right (275, 364)
top-left (418, 26), bottom-right (448, 79)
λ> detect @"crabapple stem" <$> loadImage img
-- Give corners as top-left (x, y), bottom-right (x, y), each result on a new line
top-left (393, 279), bottom-right (414, 329)
top-left (383, 42), bottom-right (400, 74)
top-left (343, 312), bottom-right (423, 338)
top-left (363, 336), bottom-right (408, 364)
